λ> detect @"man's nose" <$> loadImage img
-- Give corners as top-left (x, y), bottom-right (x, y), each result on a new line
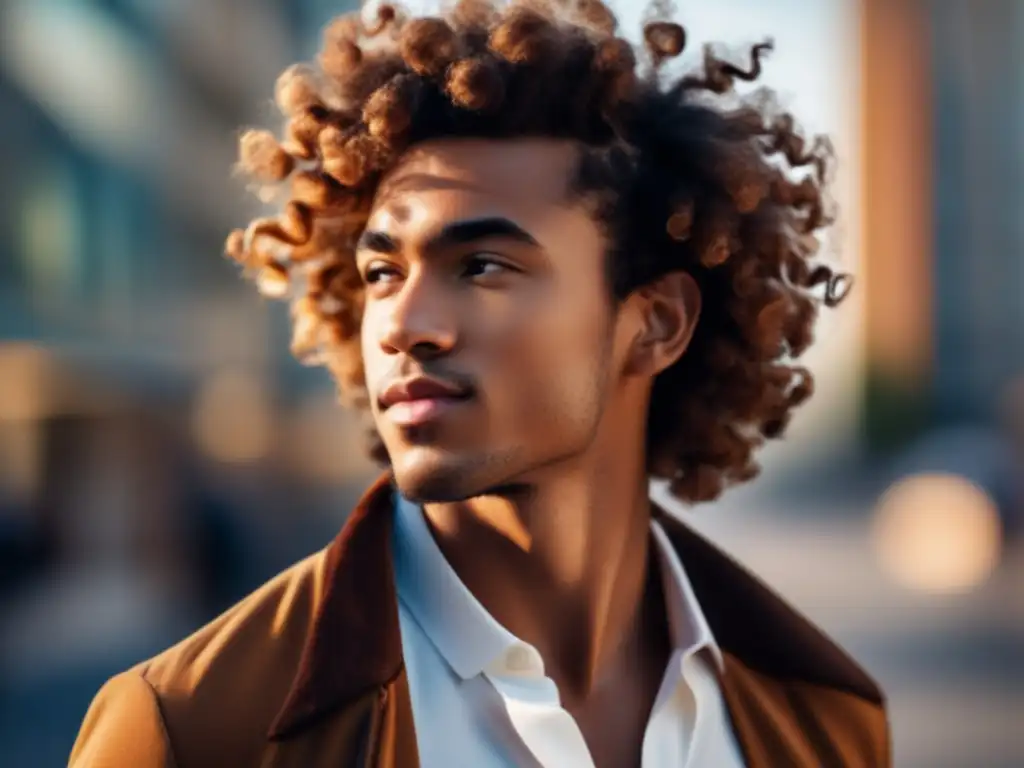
top-left (377, 273), bottom-right (458, 358)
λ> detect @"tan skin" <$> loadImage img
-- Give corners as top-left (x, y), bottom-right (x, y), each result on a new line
top-left (358, 138), bottom-right (701, 768)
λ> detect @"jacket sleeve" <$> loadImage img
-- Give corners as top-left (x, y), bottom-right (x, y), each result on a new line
top-left (69, 670), bottom-right (179, 768)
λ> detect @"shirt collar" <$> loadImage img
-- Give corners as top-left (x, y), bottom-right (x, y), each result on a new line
top-left (392, 494), bottom-right (724, 681)
top-left (650, 517), bottom-right (725, 673)
top-left (392, 494), bottom-right (519, 679)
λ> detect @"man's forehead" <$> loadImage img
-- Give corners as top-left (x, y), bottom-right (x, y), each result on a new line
top-left (375, 137), bottom-right (579, 208)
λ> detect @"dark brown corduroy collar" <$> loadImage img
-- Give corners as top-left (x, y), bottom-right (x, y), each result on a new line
top-left (269, 473), bottom-right (882, 740)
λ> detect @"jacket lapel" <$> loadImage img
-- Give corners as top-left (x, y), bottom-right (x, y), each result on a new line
top-left (259, 688), bottom-right (382, 768)
top-left (370, 668), bottom-right (420, 768)
top-left (718, 654), bottom-right (825, 768)
top-left (262, 472), bottom-right (419, 767)
top-left (259, 677), bottom-right (419, 768)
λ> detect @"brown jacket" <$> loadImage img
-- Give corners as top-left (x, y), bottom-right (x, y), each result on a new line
top-left (69, 474), bottom-right (890, 767)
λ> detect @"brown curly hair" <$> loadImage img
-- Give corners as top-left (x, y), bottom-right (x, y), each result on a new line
top-left (226, 0), bottom-right (851, 504)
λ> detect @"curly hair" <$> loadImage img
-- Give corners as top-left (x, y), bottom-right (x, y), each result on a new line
top-left (226, 0), bottom-right (851, 504)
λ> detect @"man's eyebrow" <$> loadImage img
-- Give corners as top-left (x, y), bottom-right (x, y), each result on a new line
top-left (427, 217), bottom-right (540, 250)
top-left (356, 216), bottom-right (539, 256)
top-left (356, 230), bottom-right (400, 254)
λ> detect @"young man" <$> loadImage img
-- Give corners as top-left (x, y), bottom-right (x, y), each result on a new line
top-left (70, 1), bottom-right (888, 765)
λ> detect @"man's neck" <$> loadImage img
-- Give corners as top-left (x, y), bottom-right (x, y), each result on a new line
top-left (422, 459), bottom-right (661, 706)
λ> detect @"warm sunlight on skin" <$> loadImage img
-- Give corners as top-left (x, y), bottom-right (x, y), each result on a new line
top-left (436, 496), bottom-right (536, 553)
top-left (359, 139), bottom-right (618, 505)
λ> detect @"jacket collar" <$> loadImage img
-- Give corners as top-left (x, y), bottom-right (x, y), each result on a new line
top-left (269, 473), bottom-right (882, 739)
top-left (269, 473), bottom-right (402, 739)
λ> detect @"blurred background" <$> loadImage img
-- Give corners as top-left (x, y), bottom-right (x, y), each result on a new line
top-left (0, 0), bottom-right (1020, 765)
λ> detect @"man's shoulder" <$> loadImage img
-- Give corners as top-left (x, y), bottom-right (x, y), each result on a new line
top-left (144, 547), bottom-right (329, 685)
top-left (136, 548), bottom-right (332, 765)
top-left (73, 477), bottom-right (399, 766)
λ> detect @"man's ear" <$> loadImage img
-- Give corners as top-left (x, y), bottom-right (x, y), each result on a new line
top-left (626, 271), bottom-right (701, 376)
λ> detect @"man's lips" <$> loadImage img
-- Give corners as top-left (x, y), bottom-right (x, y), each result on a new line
top-left (377, 376), bottom-right (473, 427)
top-left (385, 397), bottom-right (467, 426)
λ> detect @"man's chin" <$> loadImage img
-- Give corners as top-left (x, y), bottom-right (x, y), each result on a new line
top-left (391, 447), bottom-right (507, 504)
top-left (394, 470), bottom-right (476, 505)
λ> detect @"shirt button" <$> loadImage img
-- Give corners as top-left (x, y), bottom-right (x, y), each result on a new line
top-left (505, 645), bottom-right (537, 674)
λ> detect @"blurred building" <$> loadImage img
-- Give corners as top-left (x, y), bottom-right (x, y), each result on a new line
top-left (0, 0), bottom-right (360, 385)
top-left (930, 1), bottom-right (1024, 425)
top-left (0, 6), bottom-right (364, 763)
top-left (862, 0), bottom-right (1024, 447)
top-left (0, 0), bottom-right (374, 539)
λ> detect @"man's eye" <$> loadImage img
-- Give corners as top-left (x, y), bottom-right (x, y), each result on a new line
top-left (463, 255), bottom-right (513, 279)
top-left (364, 265), bottom-right (400, 284)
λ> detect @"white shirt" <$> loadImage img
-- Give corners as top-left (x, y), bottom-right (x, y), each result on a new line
top-left (392, 496), bottom-right (746, 767)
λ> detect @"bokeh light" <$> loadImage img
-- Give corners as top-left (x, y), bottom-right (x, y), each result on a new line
top-left (872, 473), bottom-right (1003, 594)
top-left (190, 369), bottom-right (274, 465)
top-left (284, 392), bottom-right (377, 484)
top-left (0, 342), bottom-right (57, 422)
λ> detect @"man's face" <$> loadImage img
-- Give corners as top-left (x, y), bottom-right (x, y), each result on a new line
top-left (359, 138), bottom-right (619, 502)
